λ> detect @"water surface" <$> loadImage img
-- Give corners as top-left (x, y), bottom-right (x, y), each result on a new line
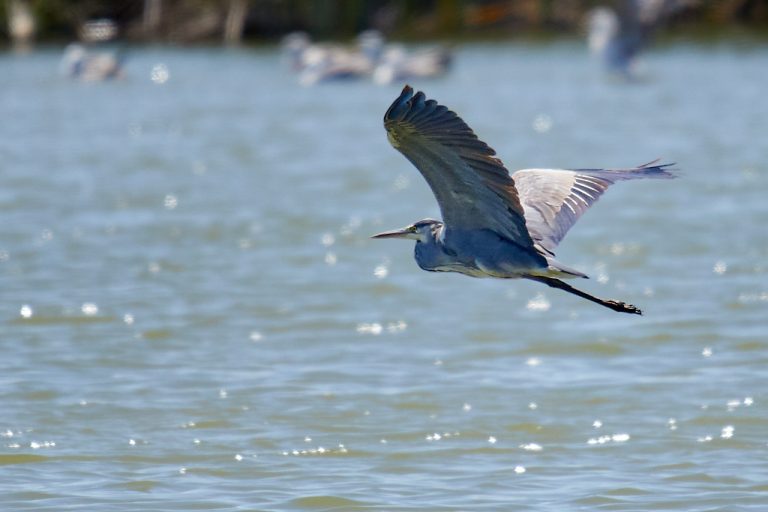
top-left (1, 41), bottom-right (767, 511)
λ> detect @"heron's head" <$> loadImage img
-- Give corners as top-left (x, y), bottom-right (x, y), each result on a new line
top-left (371, 219), bottom-right (442, 243)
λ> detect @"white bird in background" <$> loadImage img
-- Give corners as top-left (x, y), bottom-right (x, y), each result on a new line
top-left (372, 44), bottom-right (452, 85)
top-left (60, 43), bottom-right (125, 81)
top-left (281, 30), bottom-right (452, 86)
top-left (281, 31), bottom-right (379, 85)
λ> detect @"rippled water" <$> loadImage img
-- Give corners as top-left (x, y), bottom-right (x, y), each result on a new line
top-left (2, 41), bottom-right (767, 511)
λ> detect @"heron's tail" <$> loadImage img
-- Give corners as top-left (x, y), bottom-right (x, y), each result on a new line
top-left (530, 258), bottom-right (588, 279)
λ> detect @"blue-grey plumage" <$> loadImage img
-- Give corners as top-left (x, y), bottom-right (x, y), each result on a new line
top-left (373, 85), bottom-right (676, 315)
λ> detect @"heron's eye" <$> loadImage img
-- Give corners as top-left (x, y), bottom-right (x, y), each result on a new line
top-left (408, 226), bottom-right (417, 232)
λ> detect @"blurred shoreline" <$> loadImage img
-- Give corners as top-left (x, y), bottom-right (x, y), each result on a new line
top-left (2, 0), bottom-right (768, 48)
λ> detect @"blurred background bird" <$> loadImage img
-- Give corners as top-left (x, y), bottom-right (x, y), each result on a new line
top-left (587, 0), bottom-right (698, 78)
top-left (60, 43), bottom-right (125, 81)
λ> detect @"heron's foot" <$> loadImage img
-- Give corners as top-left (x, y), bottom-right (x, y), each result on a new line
top-left (605, 300), bottom-right (642, 315)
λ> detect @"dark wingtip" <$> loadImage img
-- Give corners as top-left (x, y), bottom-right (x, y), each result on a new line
top-left (384, 85), bottom-right (416, 124)
top-left (637, 159), bottom-right (679, 178)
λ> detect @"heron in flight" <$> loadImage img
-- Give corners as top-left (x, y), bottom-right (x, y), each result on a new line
top-left (373, 86), bottom-right (674, 315)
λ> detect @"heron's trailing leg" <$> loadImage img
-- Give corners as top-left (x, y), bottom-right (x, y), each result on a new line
top-left (527, 276), bottom-right (642, 315)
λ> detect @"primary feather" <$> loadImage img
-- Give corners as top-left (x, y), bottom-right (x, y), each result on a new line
top-left (513, 162), bottom-right (675, 255)
top-left (384, 85), bottom-right (534, 249)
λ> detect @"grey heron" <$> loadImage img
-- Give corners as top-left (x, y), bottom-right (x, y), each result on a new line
top-left (372, 86), bottom-right (675, 315)
top-left (587, 0), bottom-right (694, 77)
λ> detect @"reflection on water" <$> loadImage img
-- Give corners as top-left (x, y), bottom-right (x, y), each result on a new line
top-left (1, 42), bottom-right (767, 510)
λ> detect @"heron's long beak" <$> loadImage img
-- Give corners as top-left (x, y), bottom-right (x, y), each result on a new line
top-left (371, 227), bottom-right (411, 239)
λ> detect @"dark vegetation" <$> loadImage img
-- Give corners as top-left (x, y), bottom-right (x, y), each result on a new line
top-left (3, 0), bottom-right (768, 44)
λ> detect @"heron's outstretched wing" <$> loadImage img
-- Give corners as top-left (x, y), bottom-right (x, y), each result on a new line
top-left (384, 86), bottom-right (533, 248)
top-left (512, 161), bottom-right (675, 255)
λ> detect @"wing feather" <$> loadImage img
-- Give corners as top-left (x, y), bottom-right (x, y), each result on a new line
top-left (512, 161), bottom-right (675, 254)
top-left (384, 86), bottom-right (533, 248)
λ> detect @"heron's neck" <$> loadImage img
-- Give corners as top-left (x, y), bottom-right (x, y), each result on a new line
top-left (414, 225), bottom-right (454, 272)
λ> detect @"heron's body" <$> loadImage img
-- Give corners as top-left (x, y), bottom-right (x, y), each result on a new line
top-left (373, 86), bottom-right (675, 315)
top-left (410, 223), bottom-right (547, 278)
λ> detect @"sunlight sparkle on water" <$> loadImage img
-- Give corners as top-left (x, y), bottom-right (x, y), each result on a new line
top-left (283, 444), bottom-right (347, 456)
top-left (737, 292), bottom-right (768, 304)
top-left (340, 216), bottom-right (362, 236)
top-left (81, 303), bottom-right (99, 316)
top-left (356, 323), bottom-right (383, 335)
top-left (526, 294), bottom-right (550, 312)
top-left (532, 114), bottom-right (553, 133)
top-left (373, 263), bottom-right (389, 279)
top-left (588, 433), bottom-right (630, 445)
top-left (30, 441), bottom-right (55, 449)
top-left (20, 305), bottom-right (33, 318)
top-left (514, 465), bottom-right (526, 474)
top-left (151, 63), bottom-right (170, 84)
top-left (164, 194), bottom-right (178, 210)
top-left (713, 261), bottom-right (727, 275)
top-left (386, 320), bottom-right (407, 333)
top-left (394, 174), bottom-right (410, 190)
